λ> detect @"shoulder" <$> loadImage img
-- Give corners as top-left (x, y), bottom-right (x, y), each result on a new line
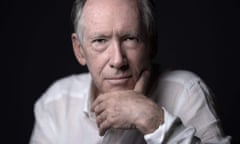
top-left (159, 70), bottom-right (202, 87)
top-left (154, 69), bottom-right (212, 112)
top-left (35, 73), bottom-right (91, 106)
top-left (156, 69), bottom-right (217, 119)
top-left (159, 70), bottom-right (212, 98)
top-left (158, 69), bottom-right (210, 100)
top-left (32, 73), bottom-right (92, 137)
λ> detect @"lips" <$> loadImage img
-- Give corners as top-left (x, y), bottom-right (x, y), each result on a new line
top-left (105, 75), bottom-right (132, 85)
top-left (106, 75), bottom-right (132, 80)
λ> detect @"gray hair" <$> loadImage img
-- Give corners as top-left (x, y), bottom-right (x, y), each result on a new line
top-left (71, 0), bottom-right (157, 52)
top-left (71, 0), bottom-right (87, 42)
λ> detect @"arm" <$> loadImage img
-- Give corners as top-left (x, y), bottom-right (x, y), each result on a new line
top-left (145, 71), bottom-right (231, 144)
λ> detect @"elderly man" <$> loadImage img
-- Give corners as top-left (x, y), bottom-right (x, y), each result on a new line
top-left (30, 0), bottom-right (230, 143)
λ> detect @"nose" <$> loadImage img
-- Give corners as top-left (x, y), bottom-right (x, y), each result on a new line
top-left (109, 41), bottom-right (127, 69)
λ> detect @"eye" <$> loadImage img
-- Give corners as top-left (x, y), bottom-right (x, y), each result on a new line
top-left (122, 36), bottom-right (140, 49)
top-left (93, 38), bottom-right (107, 44)
top-left (124, 36), bottom-right (139, 42)
top-left (91, 38), bottom-right (108, 52)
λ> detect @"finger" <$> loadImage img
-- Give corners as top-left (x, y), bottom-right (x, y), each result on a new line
top-left (134, 69), bottom-right (151, 94)
top-left (96, 110), bottom-right (107, 128)
top-left (99, 119), bottom-right (112, 136)
top-left (94, 101), bottom-right (106, 115)
top-left (91, 94), bottom-right (108, 112)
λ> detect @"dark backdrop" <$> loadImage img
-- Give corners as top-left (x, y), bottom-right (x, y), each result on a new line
top-left (2, 0), bottom-right (239, 143)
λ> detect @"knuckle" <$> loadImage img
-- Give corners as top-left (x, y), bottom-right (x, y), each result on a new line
top-left (106, 118), bottom-right (112, 124)
top-left (97, 116), bottom-right (101, 123)
top-left (107, 117), bottom-right (114, 125)
top-left (94, 105), bottom-right (99, 112)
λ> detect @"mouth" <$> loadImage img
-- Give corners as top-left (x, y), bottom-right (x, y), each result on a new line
top-left (105, 75), bottom-right (132, 85)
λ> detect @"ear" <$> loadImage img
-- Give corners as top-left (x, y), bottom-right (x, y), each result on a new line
top-left (71, 33), bottom-right (86, 65)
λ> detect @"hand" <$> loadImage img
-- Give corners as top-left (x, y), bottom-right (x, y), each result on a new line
top-left (91, 70), bottom-right (163, 136)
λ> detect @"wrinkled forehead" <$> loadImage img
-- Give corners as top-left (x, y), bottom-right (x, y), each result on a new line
top-left (80, 0), bottom-right (142, 35)
top-left (83, 0), bottom-right (139, 11)
top-left (82, 0), bottom-right (140, 23)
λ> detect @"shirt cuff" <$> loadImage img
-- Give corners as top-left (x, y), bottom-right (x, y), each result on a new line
top-left (144, 107), bottom-right (177, 144)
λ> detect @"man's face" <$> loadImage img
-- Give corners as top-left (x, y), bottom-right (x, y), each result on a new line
top-left (76, 0), bottom-right (150, 95)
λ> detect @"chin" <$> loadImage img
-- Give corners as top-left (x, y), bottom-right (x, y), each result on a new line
top-left (104, 84), bottom-right (134, 93)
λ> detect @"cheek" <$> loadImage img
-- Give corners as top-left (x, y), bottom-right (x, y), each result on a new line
top-left (84, 44), bottom-right (108, 71)
top-left (127, 47), bottom-right (150, 79)
top-left (87, 55), bottom-right (106, 75)
top-left (129, 47), bottom-right (150, 66)
top-left (87, 58), bottom-right (106, 92)
top-left (84, 50), bottom-right (109, 83)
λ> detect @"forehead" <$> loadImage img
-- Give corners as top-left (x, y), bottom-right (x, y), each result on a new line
top-left (83, 0), bottom-right (139, 15)
top-left (81, 0), bottom-right (140, 34)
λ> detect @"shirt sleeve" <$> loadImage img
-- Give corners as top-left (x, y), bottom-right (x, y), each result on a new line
top-left (144, 108), bottom-right (201, 144)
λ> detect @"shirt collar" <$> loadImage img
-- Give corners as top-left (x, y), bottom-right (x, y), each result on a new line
top-left (83, 78), bottom-right (97, 120)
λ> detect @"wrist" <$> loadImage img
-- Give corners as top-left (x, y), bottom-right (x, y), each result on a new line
top-left (136, 107), bottom-right (164, 135)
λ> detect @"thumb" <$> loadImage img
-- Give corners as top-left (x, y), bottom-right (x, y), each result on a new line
top-left (134, 69), bottom-right (151, 94)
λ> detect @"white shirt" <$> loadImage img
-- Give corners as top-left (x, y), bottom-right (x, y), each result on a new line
top-left (29, 70), bottom-right (230, 144)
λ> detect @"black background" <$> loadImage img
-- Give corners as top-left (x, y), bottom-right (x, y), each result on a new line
top-left (2, 0), bottom-right (239, 143)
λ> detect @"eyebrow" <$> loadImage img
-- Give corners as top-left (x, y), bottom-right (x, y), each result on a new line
top-left (121, 31), bottom-right (144, 41)
top-left (85, 30), bottom-right (142, 41)
top-left (86, 33), bottom-right (111, 41)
